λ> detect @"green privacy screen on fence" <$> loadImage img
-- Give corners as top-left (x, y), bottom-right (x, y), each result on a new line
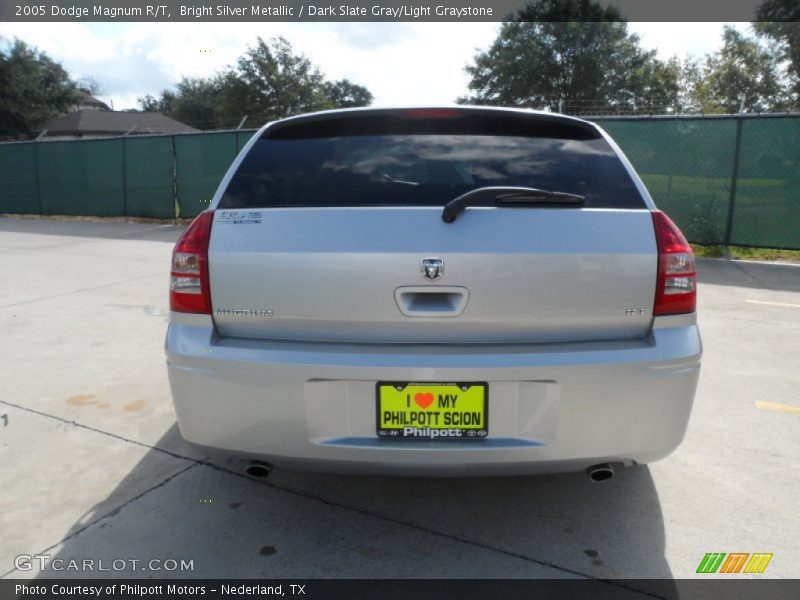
top-left (732, 118), bottom-right (800, 249)
top-left (598, 115), bottom-right (800, 249)
top-left (0, 129), bottom-right (257, 221)
top-left (0, 142), bottom-right (38, 214)
top-left (38, 138), bottom-right (125, 217)
top-left (174, 132), bottom-right (240, 218)
top-left (125, 135), bottom-right (175, 219)
top-left (599, 118), bottom-right (738, 245)
top-left (0, 116), bottom-right (798, 249)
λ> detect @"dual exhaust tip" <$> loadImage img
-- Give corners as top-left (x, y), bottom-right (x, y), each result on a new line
top-left (245, 461), bottom-right (272, 478)
top-left (586, 463), bottom-right (615, 483)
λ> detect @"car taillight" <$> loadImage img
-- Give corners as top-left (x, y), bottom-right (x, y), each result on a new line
top-left (170, 210), bottom-right (214, 314)
top-left (652, 210), bottom-right (696, 316)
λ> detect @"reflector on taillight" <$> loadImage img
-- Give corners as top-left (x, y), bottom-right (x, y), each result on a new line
top-left (170, 211), bottom-right (214, 314)
top-left (652, 210), bottom-right (696, 315)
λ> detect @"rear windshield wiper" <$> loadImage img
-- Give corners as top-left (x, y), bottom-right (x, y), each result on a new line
top-left (441, 186), bottom-right (585, 223)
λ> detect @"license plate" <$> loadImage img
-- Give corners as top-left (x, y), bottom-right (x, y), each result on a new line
top-left (376, 382), bottom-right (488, 440)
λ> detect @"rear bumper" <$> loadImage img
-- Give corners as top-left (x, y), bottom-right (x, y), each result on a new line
top-left (166, 314), bottom-right (701, 476)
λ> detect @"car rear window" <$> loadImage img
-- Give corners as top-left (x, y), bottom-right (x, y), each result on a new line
top-left (219, 113), bottom-right (646, 210)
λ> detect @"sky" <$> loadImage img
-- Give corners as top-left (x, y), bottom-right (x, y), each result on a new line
top-left (0, 21), bottom-right (749, 111)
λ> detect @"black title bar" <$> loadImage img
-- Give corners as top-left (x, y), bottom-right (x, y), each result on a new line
top-left (5, 579), bottom-right (800, 600)
top-left (1, 0), bottom-right (786, 22)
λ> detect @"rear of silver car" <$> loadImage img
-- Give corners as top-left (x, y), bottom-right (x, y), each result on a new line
top-left (166, 107), bottom-right (701, 476)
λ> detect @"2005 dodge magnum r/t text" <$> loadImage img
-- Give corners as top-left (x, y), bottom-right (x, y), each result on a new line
top-left (165, 107), bottom-right (701, 479)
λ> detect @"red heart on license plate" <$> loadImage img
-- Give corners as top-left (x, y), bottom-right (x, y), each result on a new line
top-left (414, 392), bottom-right (434, 409)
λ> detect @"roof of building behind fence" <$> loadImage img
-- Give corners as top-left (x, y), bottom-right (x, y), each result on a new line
top-left (39, 109), bottom-right (198, 137)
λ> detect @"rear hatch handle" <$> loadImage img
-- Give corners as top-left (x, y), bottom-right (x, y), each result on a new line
top-left (395, 286), bottom-right (469, 318)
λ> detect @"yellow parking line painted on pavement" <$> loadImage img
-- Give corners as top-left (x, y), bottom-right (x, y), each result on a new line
top-left (745, 299), bottom-right (800, 309)
top-left (755, 401), bottom-right (800, 415)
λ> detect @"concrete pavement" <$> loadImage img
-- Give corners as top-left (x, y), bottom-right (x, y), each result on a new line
top-left (1, 217), bottom-right (798, 584)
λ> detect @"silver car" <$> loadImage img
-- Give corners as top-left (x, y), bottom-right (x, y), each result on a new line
top-left (166, 107), bottom-right (701, 480)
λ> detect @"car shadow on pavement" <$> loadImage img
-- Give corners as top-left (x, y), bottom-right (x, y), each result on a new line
top-left (696, 258), bottom-right (800, 292)
top-left (31, 425), bottom-right (678, 596)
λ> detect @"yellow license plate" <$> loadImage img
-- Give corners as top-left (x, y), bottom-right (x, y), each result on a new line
top-left (376, 382), bottom-right (488, 440)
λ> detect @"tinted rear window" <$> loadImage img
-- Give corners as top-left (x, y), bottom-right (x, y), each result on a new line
top-left (219, 115), bottom-right (645, 210)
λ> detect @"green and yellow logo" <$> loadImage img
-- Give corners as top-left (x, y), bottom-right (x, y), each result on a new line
top-left (696, 552), bottom-right (773, 574)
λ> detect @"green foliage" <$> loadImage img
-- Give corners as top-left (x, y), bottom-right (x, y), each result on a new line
top-left (458, 0), bottom-right (680, 113)
top-left (227, 36), bottom-right (330, 120)
top-left (687, 26), bottom-right (786, 113)
top-left (755, 0), bottom-right (800, 106)
top-left (692, 244), bottom-right (800, 262)
top-left (140, 77), bottom-right (221, 128)
top-left (0, 38), bottom-right (80, 137)
top-left (460, 0), bottom-right (797, 115)
top-left (321, 79), bottom-right (374, 109)
top-left (139, 37), bottom-right (373, 129)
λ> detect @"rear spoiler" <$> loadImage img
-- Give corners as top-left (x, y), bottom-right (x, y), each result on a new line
top-left (262, 107), bottom-right (601, 141)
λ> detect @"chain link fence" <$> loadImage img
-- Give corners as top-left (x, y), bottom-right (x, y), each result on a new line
top-left (0, 129), bottom-right (256, 220)
top-left (0, 114), bottom-right (798, 249)
top-left (595, 114), bottom-right (800, 249)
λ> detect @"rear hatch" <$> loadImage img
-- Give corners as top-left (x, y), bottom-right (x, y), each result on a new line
top-left (208, 109), bottom-right (657, 344)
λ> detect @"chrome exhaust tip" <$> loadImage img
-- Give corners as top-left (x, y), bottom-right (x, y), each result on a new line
top-left (586, 463), bottom-right (615, 483)
top-left (245, 461), bottom-right (272, 478)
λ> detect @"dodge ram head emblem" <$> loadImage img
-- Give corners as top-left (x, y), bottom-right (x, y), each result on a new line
top-left (421, 258), bottom-right (444, 281)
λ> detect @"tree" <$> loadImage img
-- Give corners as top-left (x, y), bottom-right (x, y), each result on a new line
top-left (321, 79), bottom-right (373, 108)
top-left (77, 75), bottom-right (104, 95)
top-left (678, 57), bottom-right (710, 113)
top-left (690, 26), bottom-right (785, 113)
top-left (141, 77), bottom-right (222, 128)
top-left (0, 38), bottom-right (80, 136)
top-left (224, 36), bottom-right (329, 120)
top-left (755, 0), bottom-right (800, 106)
top-left (138, 93), bottom-right (167, 113)
top-left (140, 37), bottom-right (374, 128)
top-left (641, 56), bottom-right (683, 112)
top-left (458, 0), bottom-right (680, 114)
